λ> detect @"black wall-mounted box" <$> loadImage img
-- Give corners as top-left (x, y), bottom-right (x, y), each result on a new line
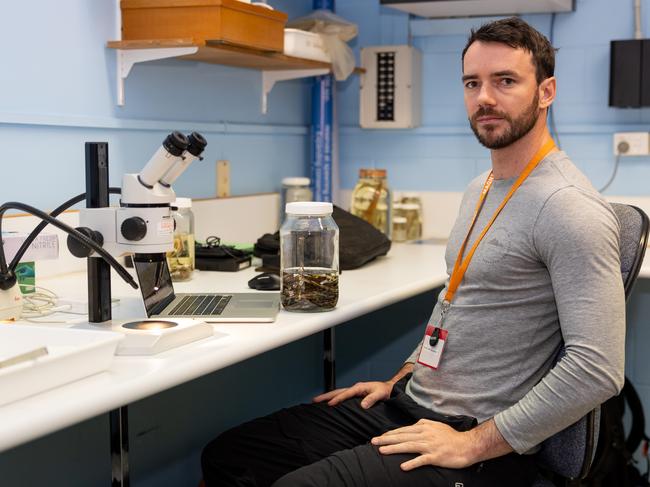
top-left (609, 39), bottom-right (650, 108)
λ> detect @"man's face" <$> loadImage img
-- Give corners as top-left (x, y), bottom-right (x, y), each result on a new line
top-left (462, 41), bottom-right (542, 150)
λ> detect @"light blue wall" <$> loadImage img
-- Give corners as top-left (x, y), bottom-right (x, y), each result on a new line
top-left (3, 2), bottom-right (649, 218)
top-left (6, 1), bottom-right (648, 212)
top-left (0, 0), bottom-right (315, 209)
top-left (336, 0), bottom-right (650, 195)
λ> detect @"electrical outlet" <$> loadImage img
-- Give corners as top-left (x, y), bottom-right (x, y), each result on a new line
top-left (613, 132), bottom-right (650, 156)
top-left (216, 160), bottom-right (230, 197)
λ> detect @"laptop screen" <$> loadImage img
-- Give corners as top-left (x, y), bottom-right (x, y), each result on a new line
top-left (133, 254), bottom-right (176, 317)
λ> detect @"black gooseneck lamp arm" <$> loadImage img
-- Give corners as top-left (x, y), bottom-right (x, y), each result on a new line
top-left (0, 202), bottom-right (138, 292)
top-left (6, 188), bottom-right (122, 275)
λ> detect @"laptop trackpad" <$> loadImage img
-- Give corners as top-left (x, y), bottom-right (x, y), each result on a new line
top-left (232, 300), bottom-right (276, 309)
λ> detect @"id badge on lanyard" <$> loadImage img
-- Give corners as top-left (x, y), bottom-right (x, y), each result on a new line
top-left (416, 139), bottom-right (556, 370)
top-left (418, 301), bottom-right (450, 370)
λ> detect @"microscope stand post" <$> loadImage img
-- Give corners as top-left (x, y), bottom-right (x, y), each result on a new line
top-left (85, 142), bottom-right (113, 323)
top-left (85, 143), bottom-right (131, 487)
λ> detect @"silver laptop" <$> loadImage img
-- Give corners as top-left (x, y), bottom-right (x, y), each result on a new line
top-left (133, 254), bottom-right (280, 322)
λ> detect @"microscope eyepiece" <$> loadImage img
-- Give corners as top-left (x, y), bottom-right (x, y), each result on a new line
top-left (137, 132), bottom-right (190, 188)
top-left (157, 132), bottom-right (208, 187)
top-left (186, 132), bottom-right (208, 157)
top-left (163, 131), bottom-right (190, 157)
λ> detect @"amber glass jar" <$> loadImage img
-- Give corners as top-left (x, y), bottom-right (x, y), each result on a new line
top-left (350, 168), bottom-right (391, 236)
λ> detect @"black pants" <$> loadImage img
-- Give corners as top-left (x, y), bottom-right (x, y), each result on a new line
top-left (201, 379), bottom-right (538, 486)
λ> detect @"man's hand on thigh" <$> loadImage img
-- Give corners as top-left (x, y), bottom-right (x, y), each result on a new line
top-left (313, 381), bottom-right (393, 409)
top-left (371, 419), bottom-right (474, 470)
top-left (371, 417), bottom-right (513, 471)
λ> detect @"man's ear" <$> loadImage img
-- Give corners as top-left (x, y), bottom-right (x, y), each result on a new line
top-left (539, 76), bottom-right (556, 109)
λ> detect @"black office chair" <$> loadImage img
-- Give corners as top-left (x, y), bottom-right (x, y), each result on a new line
top-left (533, 203), bottom-right (649, 486)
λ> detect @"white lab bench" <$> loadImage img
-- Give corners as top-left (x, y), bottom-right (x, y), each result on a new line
top-left (0, 242), bottom-right (448, 453)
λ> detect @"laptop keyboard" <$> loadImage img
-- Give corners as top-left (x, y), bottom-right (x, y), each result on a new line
top-left (169, 295), bottom-right (232, 316)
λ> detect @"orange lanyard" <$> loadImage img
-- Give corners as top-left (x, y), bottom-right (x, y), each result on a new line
top-left (439, 139), bottom-right (556, 323)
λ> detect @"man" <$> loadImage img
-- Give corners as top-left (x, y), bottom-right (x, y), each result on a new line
top-left (202, 17), bottom-right (624, 487)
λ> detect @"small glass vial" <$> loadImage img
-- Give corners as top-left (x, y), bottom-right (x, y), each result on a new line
top-left (350, 168), bottom-right (391, 236)
top-left (400, 193), bottom-right (423, 240)
top-left (167, 197), bottom-right (195, 281)
top-left (400, 192), bottom-right (423, 208)
top-left (280, 202), bottom-right (339, 312)
top-left (401, 203), bottom-right (422, 241)
top-left (392, 216), bottom-right (408, 242)
top-left (281, 177), bottom-right (313, 222)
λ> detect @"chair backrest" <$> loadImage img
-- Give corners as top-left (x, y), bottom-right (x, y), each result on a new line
top-left (614, 204), bottom-right (649, 297)
top-left (536, 204), bottom-right (649, 480)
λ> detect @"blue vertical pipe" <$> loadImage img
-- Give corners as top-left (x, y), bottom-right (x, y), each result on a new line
top-left (313, 0), bottom-right (336, 392)
top-left (311, 0), bottom-right (334, 203)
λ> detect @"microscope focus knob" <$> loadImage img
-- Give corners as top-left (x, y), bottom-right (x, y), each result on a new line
top-left (121, 217), bottom-right (147, 241)
top-left (67, 227), bottom-right (104, 258)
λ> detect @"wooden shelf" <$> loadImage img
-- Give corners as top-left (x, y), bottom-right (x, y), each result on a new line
top-left (107, 38), bottom-right (335, 71)
top-left (107, 38), bottom-right (364, 111)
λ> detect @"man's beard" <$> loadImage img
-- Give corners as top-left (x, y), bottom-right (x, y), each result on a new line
top-left (469, 93), bottom-right (540, 150)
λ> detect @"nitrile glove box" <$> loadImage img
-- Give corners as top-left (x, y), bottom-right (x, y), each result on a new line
top-left (1, 232), bottom-right (59, 262)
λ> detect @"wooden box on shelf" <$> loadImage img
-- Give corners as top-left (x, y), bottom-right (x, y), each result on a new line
top-left (120, 0), bottom-right (288, 52)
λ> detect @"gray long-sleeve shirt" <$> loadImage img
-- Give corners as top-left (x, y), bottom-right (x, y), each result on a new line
top-left (405, 151), bottom-right (625, 454)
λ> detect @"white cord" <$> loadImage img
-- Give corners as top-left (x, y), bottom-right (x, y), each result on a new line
top-left (20, 286), bottom-right (79, 323)
top-left (19, 284), bottom-right (120, 322)
top-left (20, 285), bottom-right (59, 317)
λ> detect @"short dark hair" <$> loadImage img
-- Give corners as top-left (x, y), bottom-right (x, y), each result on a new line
top-left (462, 17), bottom-right (556, 84)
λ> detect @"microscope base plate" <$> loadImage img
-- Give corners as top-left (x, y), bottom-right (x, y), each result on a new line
top-left (74, 319), bottom-right (219, 355)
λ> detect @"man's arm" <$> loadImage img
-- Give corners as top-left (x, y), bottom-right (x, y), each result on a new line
top-left (465, 418), bottom-right (512, 462)
top-left (494, 189), bottom-right (624, 453)
top-left (388, 362), bottom-right (414, 385)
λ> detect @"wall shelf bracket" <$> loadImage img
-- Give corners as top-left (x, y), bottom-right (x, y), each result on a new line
top-left (261, 69), bottom-right (329, 114)
top-left (116, 47), bottom-right (199, 106)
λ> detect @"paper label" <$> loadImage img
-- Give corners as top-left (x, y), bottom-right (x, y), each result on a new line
top-left (158, 216), bottom-right (174, 236)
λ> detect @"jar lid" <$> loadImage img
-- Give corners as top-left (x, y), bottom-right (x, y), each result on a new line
top-left (359, 168), bottom-right (386, 178)
top-left (286, 201), bottom-right (333, 215)
top-left (282, 177), bottom-right (310, 186)
top-left (393, 216), bottom-right (407, 223)
top-left (174, 197), bottom-right (192, 208)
